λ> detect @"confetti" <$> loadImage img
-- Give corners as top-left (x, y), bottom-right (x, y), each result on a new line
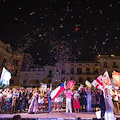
top-left (0, 0), bottom-right (119, 65)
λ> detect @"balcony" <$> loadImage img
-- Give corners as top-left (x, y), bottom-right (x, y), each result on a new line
top-left (61, 73), bottom-right (99, 75)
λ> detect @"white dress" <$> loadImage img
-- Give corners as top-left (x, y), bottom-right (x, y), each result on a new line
top-left (104, 88), bottom-right (115, 120)
top-left (86, 88), bottom-right (93, 112)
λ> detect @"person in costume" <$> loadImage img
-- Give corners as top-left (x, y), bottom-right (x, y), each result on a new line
top-left (99, 89), bottom-right (106, 118)
top-left (65, 88), bottom-right (73, 113)
top-left (86, 88), bottom-right (92, 112)
top-left (28, 89), bottom-right (38, 114)
top-left (73, 90), bottom-right (80, 113)
top-left (104, 87), bottom-right (115, 120)
top-left (47, 87), bottom-right (52, 113)
top-left (80, 88), bottom-right (87, 112)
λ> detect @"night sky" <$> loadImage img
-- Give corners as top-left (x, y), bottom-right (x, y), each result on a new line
top-left (0, 0), bottom-right (120, 65)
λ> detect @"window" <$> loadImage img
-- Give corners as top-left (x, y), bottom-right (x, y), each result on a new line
top-left (12, 69), bottom-right (18, 76)
top-left (93, 67), bottom-right (98, 74)
top-left (2, 58), bottom-right (6, 67)
top-left (79, 77), bottom-right (82, 83)
top-left (70, 68), bottom-right (74, 74)
top-left (113, 62), bottom-right (116, 66)
top-left (113, 62), bottom-right (118, 68)
top-left (104, 62), bottom-right (107, 68)
top-left (49, 70), bottom-right (52, 77)
top-left (10, 80), bottom-right (14, 85)
top-left (86, 68), bottom-right (90, 74)
top-left (77, 68), bottom-right (82, 74)
top-left (15, 70), bottom-right (18, 76)
top-left (23, 79), bottom-right (27, 84)
top-left (13, 59), bottom-right (19, 66)
top-left (36, 79), bottom-right (39, 84)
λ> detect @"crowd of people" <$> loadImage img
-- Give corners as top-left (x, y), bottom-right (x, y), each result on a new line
top-left (0, 85), bottom-right (120, 118)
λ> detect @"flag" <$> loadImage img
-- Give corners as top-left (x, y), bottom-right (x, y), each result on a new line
top-left (85, 80), bottom-right (92, 88)
top-left (102, 70), bottom-right (111, 85)
top-left (0, 67), bottom-right (11, 85)
top-left (112, 71), bottom-right (120, 87)
top-left (66, 80), bottom-right (76, 89)
top-left (50, 82), bottom-right (65, 100)
top-left (92, 75), bottom-right (103, 90)
top-left (41, 82), bottom-right (47, 92)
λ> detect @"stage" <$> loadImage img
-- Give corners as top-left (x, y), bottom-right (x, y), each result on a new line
top-left (0, 112), bottom-right (120, 120)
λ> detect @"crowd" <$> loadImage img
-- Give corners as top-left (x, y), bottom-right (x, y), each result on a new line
top-left (0, 86), bottom-right (120, 117)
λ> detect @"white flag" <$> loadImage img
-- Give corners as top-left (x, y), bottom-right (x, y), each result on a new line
top-left (92, 75), bottom-right (104, 90)
top-left (41, 82), bottom-right (47, 92)
top-left (0, 67), bottom-right (11, 85)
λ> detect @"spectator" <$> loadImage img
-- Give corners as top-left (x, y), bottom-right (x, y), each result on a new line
top-left (12, 115), bottom-right (22, 120)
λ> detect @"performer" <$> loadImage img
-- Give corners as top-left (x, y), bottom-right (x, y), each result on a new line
top-left (38, 93), bottom-right (44, 111)
top-left (99, 89), bottom-right (106, 118)
top-left (3, 89), bottom-right (12, 114)
top-left (28, 89), bottom-right (38, 114)
top-left (73, 91), bottom-right (80, 113)
top-left (11, 93), bottom-right (17, 114)
top-left (65, 88), bottom-right (73, 113)
top-left (104, 87), bottom-right (115, 120)
top-left (80, 88), bottom-right (87, 112)
top-left (91, 90), bottom-right (97, 112)
top-left (86, 88), bottom-right (92, 112)
top-left (0, 89), bottom-right (4, 113)
top-left (113, 90), bottom-right (119, 113)
top-left (47, 87), bottom-right (52, 113)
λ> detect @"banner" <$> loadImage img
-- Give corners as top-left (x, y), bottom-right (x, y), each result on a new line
top-left (0, 67), bottom-right (11, 85)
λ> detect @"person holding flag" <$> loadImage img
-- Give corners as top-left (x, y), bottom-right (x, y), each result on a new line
top-left (104, 87), bottom-right (115, 120)
top-left (47, 87), bottom-right (52, 113)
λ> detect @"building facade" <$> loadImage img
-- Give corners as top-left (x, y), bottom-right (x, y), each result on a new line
top-left (19, 55), bottom-right (120, 87)
top-left (97, 55), bottom-right (120, 77)
top-left (19, 61), bottom-right (100, 87)
top-left (19, 67), bottom-right (45, 87)
top-left (0, 40), bottom-right (12, 73)
top-left (1, 39), bottom-right (120, 88)
top-left (55, 61), bottom-right (100, 85)
top-left (8, 53), bottom-right (34, 86)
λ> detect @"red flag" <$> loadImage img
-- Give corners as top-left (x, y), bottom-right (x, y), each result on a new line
top-left (112, 71), bottom-right (120, 86)
top-left (66, 81), bottom-right (76, 89)
top-left (102, 70), bottom-right (111, 85)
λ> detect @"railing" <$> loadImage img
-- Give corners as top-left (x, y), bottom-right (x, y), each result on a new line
top-left (60, 72), bottom-right (99, 75)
